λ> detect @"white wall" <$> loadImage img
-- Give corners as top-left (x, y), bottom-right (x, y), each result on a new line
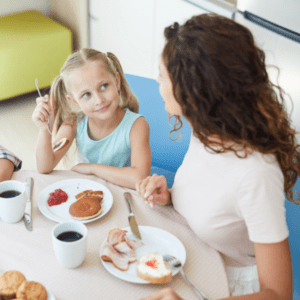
top-left (89, 0), bottom-right (232, 79)
top-left (50, 0), bottom-right (89, 50)
top-left (236, 0), bottom-right (300, 139)
top-left (0, 0), bottom-right (50, 17)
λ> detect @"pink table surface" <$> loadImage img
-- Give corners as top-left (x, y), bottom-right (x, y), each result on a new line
top-left (0, 170), bottom-right (230, 300)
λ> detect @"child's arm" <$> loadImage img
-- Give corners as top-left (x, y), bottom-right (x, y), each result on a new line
top-left (33, 95), bottom-right (77, 173)
top-left (0, 146), bottom-right (22, 181)
top-left (72, 117), bottom-right (151, 189)
top-left (0, 159), bottom-right (14, 182)
top-left (35, 122), bottom-right (76, 173)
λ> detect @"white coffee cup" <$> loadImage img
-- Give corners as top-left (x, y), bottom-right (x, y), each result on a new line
top-left (52, 221), bottom-right (87, 269)
top-left (0, 180), bottom-right (27, 223)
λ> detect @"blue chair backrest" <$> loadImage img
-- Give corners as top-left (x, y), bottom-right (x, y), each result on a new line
top-left (126, 74), bottom-right (191, 173)
top-left (285, 178), bottom-right (300, 300)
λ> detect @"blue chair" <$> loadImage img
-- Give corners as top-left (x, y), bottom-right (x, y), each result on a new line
top-left (285, 179), bottom-right (300, 300)
top-left (125, 74), bottom-right (191, 188)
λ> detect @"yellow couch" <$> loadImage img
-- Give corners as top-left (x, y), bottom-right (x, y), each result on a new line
top-left (0, 10), bottom-right (72, 101)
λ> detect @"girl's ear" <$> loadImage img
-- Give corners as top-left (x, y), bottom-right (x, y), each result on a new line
top-left (67, 95), bottom-right (80, 108)
top-left (115, 72), bottom-right (121, 91)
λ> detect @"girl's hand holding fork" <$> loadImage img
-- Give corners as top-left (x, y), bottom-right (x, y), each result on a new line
top-left (32, 94), bottom-right (52, 131)
top-left (32, 90), bottom-right (56, 133)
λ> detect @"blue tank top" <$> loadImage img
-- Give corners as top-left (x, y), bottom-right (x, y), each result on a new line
top-left (76, 109), bottom-right (143, 167)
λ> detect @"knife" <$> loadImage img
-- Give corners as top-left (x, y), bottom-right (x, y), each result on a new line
top-left (23, 177), bottom-right (33, 231)
top-left (124, 192), bottom-right (142, 240)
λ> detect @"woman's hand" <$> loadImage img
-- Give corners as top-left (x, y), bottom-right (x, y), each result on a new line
top-left (135, 174), bottom-right (171, 207)
top-left (139, 287), bottom-right (183, 300)
top-left (71, 163), bottom-right (93, 175)
top-left (32, 95), bottom-right (52, 131)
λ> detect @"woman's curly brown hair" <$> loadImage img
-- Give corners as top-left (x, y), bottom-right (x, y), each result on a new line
top-left (162, 13), bottom-right (300, 204)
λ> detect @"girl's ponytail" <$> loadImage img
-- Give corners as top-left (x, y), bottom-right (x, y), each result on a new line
top-left (106, 52), bottom-right (139, 113)
top-left (50, 75), bottom-right (76, 136)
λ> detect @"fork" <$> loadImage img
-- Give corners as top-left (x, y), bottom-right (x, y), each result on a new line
top-left (163, 254), bottom-right (210, 300)
top-left (35, 79), bottom-right (59, 143)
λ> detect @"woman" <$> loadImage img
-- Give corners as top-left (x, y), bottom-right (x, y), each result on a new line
top-left (136, 13), bottom-right (300, 300)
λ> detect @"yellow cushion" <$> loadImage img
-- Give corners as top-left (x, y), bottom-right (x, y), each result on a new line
top-left (0, 10), bottom-right (72, 101)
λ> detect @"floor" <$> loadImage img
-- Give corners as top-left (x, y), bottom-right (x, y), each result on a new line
top-left (0, 90), bottom-right (77, 171)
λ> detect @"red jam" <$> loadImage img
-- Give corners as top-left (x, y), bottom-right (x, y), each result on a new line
top-left (146, 259), bottom-right (158, 269)
top-left (47, 189), bottom-right (68, 207)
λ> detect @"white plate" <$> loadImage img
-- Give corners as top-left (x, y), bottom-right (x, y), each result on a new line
top-left (27, 277), bottom-right (55, 300)
top-left (46, 289), bottom-right (55, 300)
top-left (38, 179), bottom-right (113, 223)
top-left (100, 226), bottom-right (186, 284)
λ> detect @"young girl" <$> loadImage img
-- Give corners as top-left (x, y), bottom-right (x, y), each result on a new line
top-left (32, 48), bottom-right (151, 189)
top-left (137, 14), bottom-right (300, 300)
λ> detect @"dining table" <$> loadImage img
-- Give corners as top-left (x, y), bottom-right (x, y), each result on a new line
top-left (0, 170), bottom-right (230, 300)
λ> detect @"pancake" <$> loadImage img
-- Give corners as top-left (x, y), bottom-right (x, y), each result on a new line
top-left (88, 191), bottom-right (103, 197)
top-left (69, 196), bottom-right (102, 220)
top-left (75, 190), bottom-right (93, 200)
top-left (75, 190), bottom-right (103, 201)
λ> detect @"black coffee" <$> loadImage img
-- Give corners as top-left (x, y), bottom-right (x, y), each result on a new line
top-left (57, 231), bottom-right (83, 242)
top-left (0, 190), bottom-right (21, 198)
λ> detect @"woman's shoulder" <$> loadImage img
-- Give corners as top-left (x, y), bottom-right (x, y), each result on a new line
top-left (247, 151), bottom-right (281, 172)
top-left (227, 149), bottom-right (283, 183)
top-left (235, 151), bottom-right (284, 195)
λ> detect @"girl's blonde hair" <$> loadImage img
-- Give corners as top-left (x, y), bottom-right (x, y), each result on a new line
top-left (50, 48), bottom-right (139, 135)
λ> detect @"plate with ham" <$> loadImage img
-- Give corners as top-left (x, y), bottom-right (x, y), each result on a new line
top-left (100, 226), bottom-right (186, 284)
top-left (37, 179), bottom-right (113, 223)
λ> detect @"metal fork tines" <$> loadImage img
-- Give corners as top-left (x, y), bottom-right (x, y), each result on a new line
top-left (35, 79), bottom-right (59, 143)
top-left (163, 254), bottom-right (210, 300)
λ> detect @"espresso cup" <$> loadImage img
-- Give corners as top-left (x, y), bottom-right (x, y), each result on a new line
top-left (52, 221), bottom-right (87, 269)
top-left (0, 180), bottom-right (27, 223)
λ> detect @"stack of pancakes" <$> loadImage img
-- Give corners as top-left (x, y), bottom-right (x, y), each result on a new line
top-left (69, 190), bottom-right (103, 220)
top-left (0, 271), bottom-right (47, 300)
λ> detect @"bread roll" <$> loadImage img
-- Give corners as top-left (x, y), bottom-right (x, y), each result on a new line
top-left (136, 252), bottom-right (172, 284)
top-left (0, 271), bottom-right (26, 298)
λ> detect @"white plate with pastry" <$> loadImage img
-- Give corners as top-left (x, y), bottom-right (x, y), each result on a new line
top-left (38, 179), bottom-right (113, 223)
top-left (100, 226), bottom-right (186, 284)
